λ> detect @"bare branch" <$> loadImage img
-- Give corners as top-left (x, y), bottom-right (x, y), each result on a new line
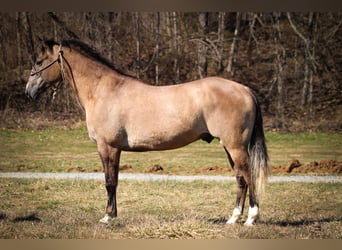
top-left (287, 12), bottom-right (318, 70)
top-left (325, 18), bottom-right (342, 41)
top-left (286, 13), bottom-right (308, 45)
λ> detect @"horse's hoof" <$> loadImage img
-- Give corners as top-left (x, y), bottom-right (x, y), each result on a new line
top-left (243, 206), bottom-right (258, 226)
top-left (243, 217), bottom-right (258, 226)
top-left (226, 215), bottom-right (241, 224)
top-left (99, 214), bottom-right (113, 224)
top-left (227, 208), bottom-right (242, 224)
top-left (243, 221), bottom-right (256, 226)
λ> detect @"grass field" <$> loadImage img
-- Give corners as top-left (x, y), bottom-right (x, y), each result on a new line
top-left (0, 127), bottom-right (341, 239)
top-left (0, 178), bottom-right (341, 239)
top-left (0, 126), bottom-right (341, 174)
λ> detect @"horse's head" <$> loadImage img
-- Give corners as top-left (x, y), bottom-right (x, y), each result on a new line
top-left (25, 40), bottom-right (63, 100)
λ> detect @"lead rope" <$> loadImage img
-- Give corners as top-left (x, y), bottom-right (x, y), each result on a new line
top-left (52, 45), bottom-right (85, 112)
top-left (52, 45), bottom-right (66, 101)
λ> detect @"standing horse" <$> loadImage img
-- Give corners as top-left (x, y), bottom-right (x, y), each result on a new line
top-left (25, 40), bottom-right (269, 226)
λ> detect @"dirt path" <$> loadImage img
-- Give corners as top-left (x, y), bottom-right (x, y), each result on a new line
top-left (0, 172), bottom-right (341, 183)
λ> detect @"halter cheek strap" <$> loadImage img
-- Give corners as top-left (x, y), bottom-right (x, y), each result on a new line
top-left (52, 46), bottom-right (67, 100)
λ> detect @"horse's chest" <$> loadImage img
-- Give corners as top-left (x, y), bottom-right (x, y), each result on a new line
top-left (86, 114), bottom-right (124, 146)
top-left (87, 125), bottom-right (97, 143)
top-left (85, 116), bottom-right (98, 143)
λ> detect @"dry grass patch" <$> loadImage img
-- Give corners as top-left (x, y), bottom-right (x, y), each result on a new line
top-left (0, 178), bottom-right (341, 239)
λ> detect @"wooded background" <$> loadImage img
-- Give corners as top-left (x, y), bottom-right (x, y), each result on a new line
top-left (0, 12), bottom-right (341, 131)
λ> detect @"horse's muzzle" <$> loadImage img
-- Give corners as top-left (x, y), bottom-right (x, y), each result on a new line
top-left (25, 83), bottom-right (41, 100)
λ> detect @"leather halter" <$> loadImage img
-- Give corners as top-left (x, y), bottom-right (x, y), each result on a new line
top-left (30, 45), bottom-right (66, 100)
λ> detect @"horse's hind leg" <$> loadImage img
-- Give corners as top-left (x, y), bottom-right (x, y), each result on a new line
top-left (227, 174), bottom-right (248, 224)
top-left (225, 147), bottom-right (248, 224)
top-left (225, 147), bottom-right (258, 225)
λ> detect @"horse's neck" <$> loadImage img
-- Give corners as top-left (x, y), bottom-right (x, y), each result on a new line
top-left (64, 51), bottom-right (121, 110)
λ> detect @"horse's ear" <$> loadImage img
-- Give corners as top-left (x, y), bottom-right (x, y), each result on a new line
top-left (43, 39), bottom-right (59, 54)
top-left (36, 36), bottom-right (43, 43)
top-left (35, 36), bottom-right (48, 53)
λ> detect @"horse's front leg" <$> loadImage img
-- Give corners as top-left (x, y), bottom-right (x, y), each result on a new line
top-left (97, 142), bottom-right (121, 224)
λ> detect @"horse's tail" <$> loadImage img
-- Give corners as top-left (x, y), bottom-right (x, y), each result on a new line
top-left (249, 96), bottom-right (270, 204)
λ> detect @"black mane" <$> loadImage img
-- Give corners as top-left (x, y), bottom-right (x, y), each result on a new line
top-left (44, 39), bottom-right (133, 77)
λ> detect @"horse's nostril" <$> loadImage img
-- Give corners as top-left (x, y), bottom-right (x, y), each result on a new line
top-left (25, 89), bottom-right (33, 100)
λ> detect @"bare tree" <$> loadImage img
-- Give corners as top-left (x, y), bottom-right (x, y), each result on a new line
top-left (217, 12), bottom-right (225, 72)
top-left (272, 12), bottom-right (286, 129)
top-left (227, 12), bottom-right (241, 79)
top-left (287, 12), bottom-right (318, 123)
top-left (172, 12), bottom-right (180, 82)
top-left (197, 12), bottom-right (208, 79)
top-left (155, 12), bottom-right (160, 85)
top-left (246, 12), bottom-right (263, 68)
top-left (16, 12), bottom-right (22, 77)
top-left (1, 12), bottom-right (342, 131)
top-left (22, 12), bottom-right (36, 63)
top-left (306, 13), bottom-right (318, 121)
top-left (134, 12), bottom-right (141, 79)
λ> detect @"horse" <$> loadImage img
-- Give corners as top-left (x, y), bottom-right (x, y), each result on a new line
top-left (25, 40), bottom-right (270, 226)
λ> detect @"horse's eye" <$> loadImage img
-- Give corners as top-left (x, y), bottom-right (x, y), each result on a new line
top-left (36, 60), bottom-right (43, 66)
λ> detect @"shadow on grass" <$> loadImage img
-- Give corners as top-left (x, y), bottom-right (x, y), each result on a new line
top-left (208, 217), bottom-right (228, 224)
top-left (0, 213), bottom-right (7, 221)
top-left (12, 213), bottom-right (42, 223)
top-left (207, 216), bottom-right (342, 227)
top-left (262, 217), bottom-right (342, 227)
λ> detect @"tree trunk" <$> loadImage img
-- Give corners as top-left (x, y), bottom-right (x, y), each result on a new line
top-left (0, 14), bottom-right (7, 72)
top-left (0, 34), bottom-right (6, 72)
top-left (16, 12), bottom-right (22, 77)
top-left (217, 12), bottom-right (225, 72)
top-left (273, 12), bottom-right (286, 129)
top-left (307, 13), bottom-right (318, 122)
top-left (134, 12), bottom-right (141, 79)
top-left (155, 12), bottom-right (160, 85)
top-left (302, 13), bottom-right (314, 108)
top-left (107, 13), bottom-right (114, 64)
top-left (22, 12), bottom-right (35, 63)
top-left (227, 12), bottom-right (241, 79)
top-left (172, 12), bottom-right (180, 82)
top-left (246, 12), bottom-right (258, 68)
top-left (197, 12), bottom-right (208, 79)
top-left (294, 36), bottom-right (298, 76)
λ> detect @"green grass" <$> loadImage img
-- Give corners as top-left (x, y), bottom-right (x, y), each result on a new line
top-left (0, 178), bottom-right (341, 239)
top-left (1, 127), bottom-right (341, 239)
top-left (266, 132), bottom-right (342, 167)
top-left (0, 126), bottom-right (341, 174)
